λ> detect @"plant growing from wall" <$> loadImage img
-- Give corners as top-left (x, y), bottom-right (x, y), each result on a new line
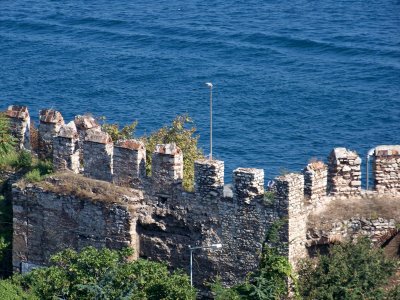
top-left (143, 114), bottom-right (204, 191)
top-left (211, 218), bottom-right (298, 300)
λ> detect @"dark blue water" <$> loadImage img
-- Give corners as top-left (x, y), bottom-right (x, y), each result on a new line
top-left (1, 0), bottom-right (399, 182)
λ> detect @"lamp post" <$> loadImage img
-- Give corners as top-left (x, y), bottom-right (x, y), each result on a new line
top-left (205, 82), bottom-right (213, 160)
top-left (189, 243), bottom-right (222, 286)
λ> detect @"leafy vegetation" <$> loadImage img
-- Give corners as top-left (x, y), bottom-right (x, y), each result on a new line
top-left (11, 246), bottom-right (196, 300)
top-left (143, 115), bottom-right (204, 191)
top-left (211, 218), bottom-right (296, 300)
top-left (0, 113), bottom-right (16, 156)
top-left (298, 237), bottom-right (399, 300)
top-left (0, 280), bottom-right (37, 300)
top-left (99, 116), bottom-right (138, 141)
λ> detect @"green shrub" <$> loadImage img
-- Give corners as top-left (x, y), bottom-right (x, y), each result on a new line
top-left (0, 113), bottom-right (16, 156)
top-left (298, 237), bottom-right (398, 300)
top-left (144, 115), bottom-right (204, 191)
top-left (19, 247), bottom-right (196, 300)
top-left (15, 150), bottom-right (32, 169)
top-left (36, 160), bottom-right (53, 176)
top-left (0, 151), bottom-right (19, 169)
top-left (0, 280), bottom-right (37, 300)
top-left (24, 169), bottom-right (42, 182)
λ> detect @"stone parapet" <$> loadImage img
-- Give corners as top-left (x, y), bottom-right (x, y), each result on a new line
top-left (302, 161), bottom-right (327, 201)
top-left (53, 122), bottom-right (79, 173)
top-left (113, 139), bottom-right (146, 186)
top-left (151, 143), bottom-right (183, 191)
top-left (194, 159), bottom-right (224, 202)
top-left (38, 109), bottom-right (65, 159)
top-left (5, 105), bottom-right (30, 150)
top-left (275, 173), bottom-right (306, 266)
top-left (373, 145), bottom-right (400, 194)
top-left (233, 168), bottom-right (264, 204)
top-left (83, 131), bottom-right (113, 182)
top-left (327, 148), bottom-right (361, 196)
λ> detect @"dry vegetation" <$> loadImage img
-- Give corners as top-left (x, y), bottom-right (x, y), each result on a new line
top-left (18, 172), bottom-right (142, 204)
top-left (308, 194), bottom-right (400, 229)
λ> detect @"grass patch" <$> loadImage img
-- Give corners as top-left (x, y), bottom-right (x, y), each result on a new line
top-left (20, 172), bottom-right (142, 204)
top-left (308, 195), bottom-right (400, 230)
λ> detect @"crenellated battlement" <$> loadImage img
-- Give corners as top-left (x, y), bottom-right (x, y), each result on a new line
top-left (5, 104), bottom-right (400, 288)
top-left (6, 106), bottom-right (400, 199)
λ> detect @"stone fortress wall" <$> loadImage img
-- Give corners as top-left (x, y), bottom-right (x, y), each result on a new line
top-left (4, 104), bottom-right (400, 286)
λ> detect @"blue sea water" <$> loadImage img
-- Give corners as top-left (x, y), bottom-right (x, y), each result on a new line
top-left (0, 0), bottom-right (399, 182)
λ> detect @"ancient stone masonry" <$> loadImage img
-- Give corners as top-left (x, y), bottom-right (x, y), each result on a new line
top-left (151, 143), bottom-right (183, 194)
top-left (12, 181), bottom-right (142, 272)
top-left (6, 104), bottom-right (400, 291)
top-left (113, 139), bottom-right (146, 186)
top-left (194, 159), bottom-right (224, 204)
top-left (83, 131), bottom-right (113, 182)
top-left (74, 114), bottom-right (101, 160)
top-left (302, 161), bottom-right (327, 202)
top-left (38, 109), bottom-right (64, 159)
top-left (233, 168), bottom-right (264, 204)
top-left (275, 173), bottom-right (307, 266)
top-left (53, 122), bottom-right (80, 173)
top-left (327, 147), bottom-right (361, 196)
top-left (373, 145), bottom-right (400, 194)
top-left (5, 105), bottom-right (30, 150)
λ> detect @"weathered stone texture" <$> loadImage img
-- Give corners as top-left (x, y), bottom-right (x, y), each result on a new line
top-left (83, 131), bottom-right (113, 181)
top-left (74, 114), bottom-right (101, 160)
top-left (12, 184), bottom-right (141, 272)
top-left (302, 161), bottom-right (327, 201)
top-left (233, 168), bottom-right (264, 204)
top-left (276, 173), bottom-right (307, 266)
top-left (373, 145), bottom-right (400, 194)
top-left (327, 148), bottom-right (361, 195)
top-left (194, 159), bottom-right (224, 202)
top-left (53, 122), bottom-right (80, 173)
top-left (113, 140), bottom-right (146, 186)
top-left (151, 143), bottom-right (183, 192)
top-left (5, 105), bottom-right (30, 150)
top-left (38, 109), bottom-right (64, 159)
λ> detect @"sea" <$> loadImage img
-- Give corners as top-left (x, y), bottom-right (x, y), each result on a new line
top-left (1, 0), bottom-right (399, 183)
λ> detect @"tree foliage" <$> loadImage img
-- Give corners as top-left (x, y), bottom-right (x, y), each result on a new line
top-left (0, 279), bottom-right (37, 300)
top-left (298, 237), bottom-right (399, 300)
top-left (99, 116), bottom-right (138, 141)
top-left (18, 246), bottom-right (196, 300)
top-left (143, 115), bottom-right (204, 191)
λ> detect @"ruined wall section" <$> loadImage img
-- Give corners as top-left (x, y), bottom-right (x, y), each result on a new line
top-left (83, 131), bottom-right (113, 182)
top-left (53, 122), bottom-right (80, 173)
top-left (302, 161), bottom-right (327, 202)
top-left (12, 184), bottom-right (142, 272)
top-left (5, 105), bottom-right (30, 150)
top-left (151, 143), bottom-right (183, 195)
top-left (38, 109), bottom-right (64, 159)
top-left (327, 148), bottom-right (361, 196)
top-left (373, 146), bottom-right (400, 194)
top-left (275, 173), bottom-right (308, 266)
top-left (113, 139), bottom-right (146, 187)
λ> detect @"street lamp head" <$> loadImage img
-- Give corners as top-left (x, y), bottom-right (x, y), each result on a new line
top-left (211, 243), bottom-right (222, 249)
top-left (205, 82), bottom-right (213, 88)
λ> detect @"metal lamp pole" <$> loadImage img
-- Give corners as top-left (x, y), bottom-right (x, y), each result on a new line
top-left (206, 82), bottom-right (213, 160)
top-left (189, 243), bottom-right (222, 286)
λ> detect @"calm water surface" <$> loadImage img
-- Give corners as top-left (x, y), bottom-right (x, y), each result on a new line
top-left (1, 0), bottom-right (399, 182)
